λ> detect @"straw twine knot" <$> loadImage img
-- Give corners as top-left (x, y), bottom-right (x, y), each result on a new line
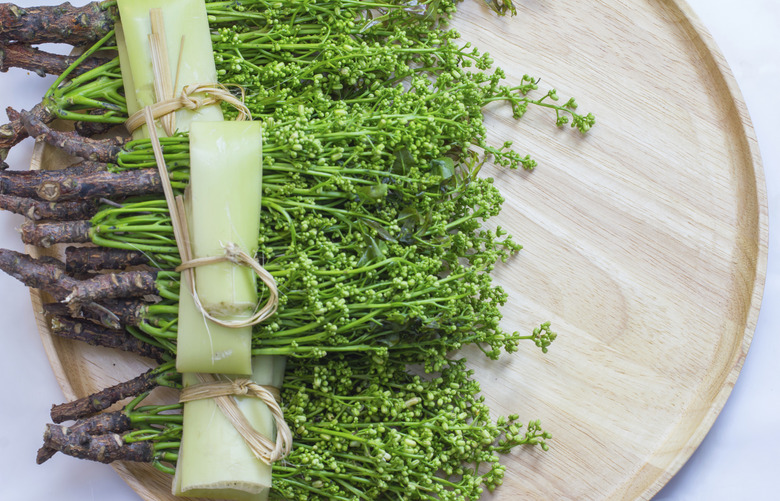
top-left (179, 374), bottom-right (292, 464)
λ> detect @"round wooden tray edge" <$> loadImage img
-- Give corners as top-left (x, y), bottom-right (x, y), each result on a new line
top-left (628, 2), bottom-right (769, 499)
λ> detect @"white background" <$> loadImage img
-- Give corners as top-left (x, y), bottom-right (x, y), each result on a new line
top-left (0, 1), bottom-right (777, 500)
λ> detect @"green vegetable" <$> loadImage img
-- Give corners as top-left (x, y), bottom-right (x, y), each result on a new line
top-left (174, 356), bottom-right (285, 500)
top-left (88, 139), bottom-right (535, 370)
top-left (273, 356), bottom-right (551, 500)
top-left (186, 121), bottom-right (263, 320)
top-left (62, 355), bottom-right (551, 500)
top-left (22, 0), bottom-right (594, 498)
top-left (114, 2), bottom-right (282, 498)
top-left (116, 0), bottom-right (223, 138)
top-left (176, 121), bottom-right (264, 376)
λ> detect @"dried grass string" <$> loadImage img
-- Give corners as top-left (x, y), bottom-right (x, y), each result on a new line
top-left (179, 373), bottom-right (293, 464)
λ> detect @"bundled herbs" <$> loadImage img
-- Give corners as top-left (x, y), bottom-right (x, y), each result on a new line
top-left (0, 0), bottom-right (594, 499)
top-left (40, 356), bottom-right (551, 500)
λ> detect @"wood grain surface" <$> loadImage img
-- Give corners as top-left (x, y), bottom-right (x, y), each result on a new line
top-left (26, 1), bottom-right (767, 500)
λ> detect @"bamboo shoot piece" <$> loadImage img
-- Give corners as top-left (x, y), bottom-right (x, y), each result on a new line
top-left (173, 356), bottom-right (285, 500)
top-left (115, 4), bottom-right (280, 497)
top-left (116, 0), bottom-right (223, 139)
top-left (187, 120), bottom-right (263, 317)
top-left (176, 280), bottom-right (254, 375)
top-left (175, 120), bottom-right (262, 375)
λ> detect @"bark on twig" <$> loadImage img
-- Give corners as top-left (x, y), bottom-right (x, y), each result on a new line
top-left (0, 2), bottom-right (114, 45)
top-left (2, 159), bottom-right (107, 178)
top-left (0, 248), bottom-right (160, 304)
top-left (40, 425), bottom-right (153, 464)
top-left (50, 365), bottom-right (172, 423)
top-left (21, 221), bottom-right (92, 248)
top-left (0, 102), bottom-right (54, 152)
top-left (28, 167), bottom-right (159, 202)
top-left (0, 248), bottom-right (161, 331)
top-left (69, 410), bottom-right (133, 436)
top-left (21, 219), bottom-right (92, 246)
top-left (36, 411), bottom-right (134, 464)
top-left (65, 246), bottom-right (150, 274)
top-left (0, 160), bottom-right (107, 199)
top-left (21, 109), bottom-right (125, 163)
top-left (1, 165), bottom-right (159, 203)
top-left (0, 248), bottom-right (75, 300)
top-left (50, 315), bottom-right (166, 362)
top-left (44, 298), bottom-right (147, 328)
top-left (0, 42), bottom-right (112, 76)
top-left (0, 193), bottom-right (99, 220)
top-left (66, 269), bottom-right (160, 303)
top-left (35, 446), bottom-right (57, 464)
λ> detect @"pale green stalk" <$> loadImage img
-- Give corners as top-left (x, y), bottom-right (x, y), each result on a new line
top-left (173, 356), bottom-right (286, 500)
top-left (187, 121), bottom-right (263, 317)
top-left (116, 0), bottom-right (223, 138)
top-left (175, 278), bottom-right (254, 375)
top-left (176, 121), bottom-right (263, 375)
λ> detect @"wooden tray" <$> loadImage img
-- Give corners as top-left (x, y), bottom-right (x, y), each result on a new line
top-left (28, 1), bottom-right (767, 500)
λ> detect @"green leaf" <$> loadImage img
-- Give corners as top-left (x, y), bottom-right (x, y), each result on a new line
top-left (392, 148), bottom-right (414, 175)
top-left (364, 219), bottom-right (397, 242)
top-left (355, 183), bottom-right (389, 204)
top-left (356, 234), bottom-right (388, 267)
top-left (431, 157), bottom-right (455, 180)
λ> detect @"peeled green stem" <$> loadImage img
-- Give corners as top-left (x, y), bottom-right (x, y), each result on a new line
top-left (174, 356), bottom-right (285, 500)
top-left (176, 121), bottom-right (263, 375)
top-left (116, 0), bottom-right (223, 139)
top-left (187, 121), bottom-right (263, 317)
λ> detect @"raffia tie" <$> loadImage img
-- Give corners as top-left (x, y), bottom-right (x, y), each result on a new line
top-left (137, 103), bottom-right (278, 328)
top-left (124, 83), bottom-right (250, 136)
top-left (175, 242), bottom-right (279, 328)
top-left (179, 373), bottom-right (293, 464)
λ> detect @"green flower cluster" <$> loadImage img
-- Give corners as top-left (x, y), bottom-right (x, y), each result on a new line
top-left (81, 0), bottom-right (587, 369)
top-left (273, 356), bottom-right (550, 500)
top-left (90, 134), bottom-right (532, 369)
top-left (95, 355), bottom-right (551, 499)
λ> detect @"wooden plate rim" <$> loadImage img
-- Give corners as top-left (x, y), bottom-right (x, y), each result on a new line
top-left (634, 1), bottom-right (767, 497)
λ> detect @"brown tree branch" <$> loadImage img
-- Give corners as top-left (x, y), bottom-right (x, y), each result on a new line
top-left (40, 425), bottom-right (153, 464)
top-left (36, 410), bottom-right (134, 464)
top-left (21, 109), bottom-right (125, 163)
top-left (49, 315), bottom-right (167, 362)
top-left (49, 364), bottom-right (174, 423)
top-left (66, 269), bottom-right (160, 303)
top-left (0, 193), bottom-right (99, 220)
top-left (0, 248), bottom-right (161, 305)
top-left (20, 219), bottom-right (92, 246)
top-left (0, 42), bottom-right (112, 76)
top-left (65, 246), bottom-right (150, 274)
top-left (0, 2), bottom-right (114, 45)
top-left (0, 102), bottom-right (54, 152)
top-left (0, 247), bottom-right (75, 300)
top-left (1, 166), bottom-right (160, 203)
top-left (44, 298), bottom-right (148, 329)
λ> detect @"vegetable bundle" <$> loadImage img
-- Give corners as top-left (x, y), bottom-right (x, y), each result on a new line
top-left (0, 0), bottom-right (593, 499)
